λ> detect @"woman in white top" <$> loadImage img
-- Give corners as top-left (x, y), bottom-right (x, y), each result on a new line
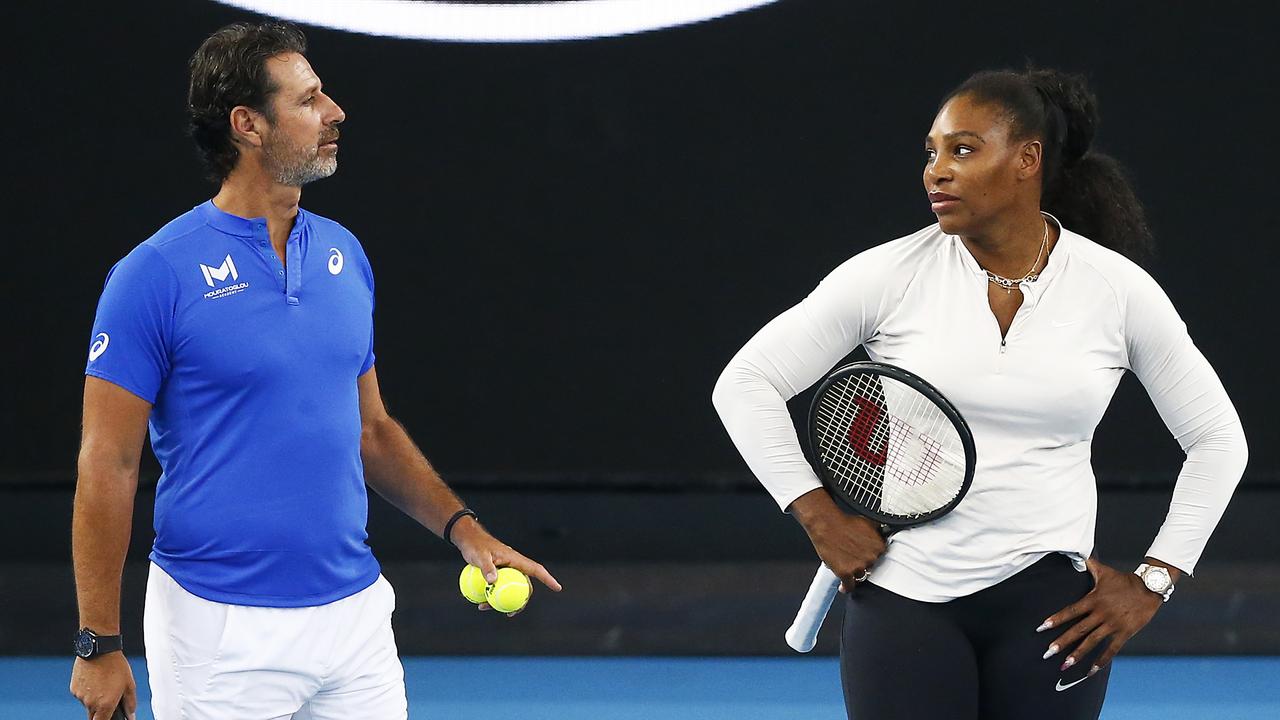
top-left (713, 67), bottom-right (1247, 719)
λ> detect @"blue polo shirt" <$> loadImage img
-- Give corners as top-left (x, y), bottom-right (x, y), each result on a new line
top-left (85, 200), bottom-right (381, 607)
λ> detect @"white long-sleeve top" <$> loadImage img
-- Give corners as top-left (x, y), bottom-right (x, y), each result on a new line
top-left (713, 218), bottom-right (1248, 602)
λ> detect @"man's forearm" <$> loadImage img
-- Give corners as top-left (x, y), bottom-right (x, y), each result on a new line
top-left (72, 463), bottom-right (138, 634)
top-left (361, 416), bottom-right (467, 538)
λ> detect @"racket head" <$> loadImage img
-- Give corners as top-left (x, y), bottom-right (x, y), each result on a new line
top-left (807, 361), bottom-right (976, 528)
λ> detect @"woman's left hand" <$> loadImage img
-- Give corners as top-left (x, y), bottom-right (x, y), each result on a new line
top-left (1037, 558), bottom-right (1169, 676)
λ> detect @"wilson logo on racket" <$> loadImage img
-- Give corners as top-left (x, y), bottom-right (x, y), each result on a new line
top-left (844, 394), bottom-right (947, 486)
top-left (847, 395), bottom-right (889, 465)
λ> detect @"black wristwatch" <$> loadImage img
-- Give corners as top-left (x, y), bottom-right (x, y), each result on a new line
top-left (74, 627), bottom-right (123, 659)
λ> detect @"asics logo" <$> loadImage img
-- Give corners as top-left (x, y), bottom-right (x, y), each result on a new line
top-left (328, 248), bottom-right (344, 275)
top-left (200, 254), bottom-right (239, 287)
top-left (88, 333), bottom-right (110, 361)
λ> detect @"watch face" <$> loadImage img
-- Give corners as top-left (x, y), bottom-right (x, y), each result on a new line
top-left (74, 631), bottom-right (95, 658)
top-left (1144, 568), bottom-right (1172, 593)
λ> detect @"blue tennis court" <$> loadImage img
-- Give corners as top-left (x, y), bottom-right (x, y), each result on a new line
top-left (19, 656), bottom-right (1279, 718)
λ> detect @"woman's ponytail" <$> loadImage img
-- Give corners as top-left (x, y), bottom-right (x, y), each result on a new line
top-left (945, 67), bottom-right (1154, 262)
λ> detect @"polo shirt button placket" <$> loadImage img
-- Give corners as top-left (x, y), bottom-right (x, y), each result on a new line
top-left (253, 224), bottom-right (283, 293)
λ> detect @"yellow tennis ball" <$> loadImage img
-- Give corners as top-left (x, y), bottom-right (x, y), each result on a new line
top-left (485, 567), bottom-right (532, 613)
top-left (459, 564), bottom-right (489, 604)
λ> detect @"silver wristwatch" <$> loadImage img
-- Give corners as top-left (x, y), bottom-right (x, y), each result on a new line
top-left (1134, 563), bottom-right (1175, 602)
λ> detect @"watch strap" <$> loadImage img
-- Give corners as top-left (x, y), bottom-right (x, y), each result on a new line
top-left (1134, 563), bottom-right (1175, 602)
top-left (76, 628), bottom-right (123, 658)
top-left (443, 508), bottom-right (477, 545)
top-left (94, 633), bottom-right (124, 655)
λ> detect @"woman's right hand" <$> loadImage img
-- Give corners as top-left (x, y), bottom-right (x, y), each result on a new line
top-left (789, 488), bottom-right (887, 591)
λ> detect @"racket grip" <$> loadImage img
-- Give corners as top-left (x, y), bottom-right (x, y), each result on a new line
top-left (111, 706), bottom-right (129, 720)
top-left (784, 564), bottom-right (841, 653)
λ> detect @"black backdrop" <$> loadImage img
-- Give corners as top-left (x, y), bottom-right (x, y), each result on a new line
top-left (6, 0), bottom-right (1276, 487)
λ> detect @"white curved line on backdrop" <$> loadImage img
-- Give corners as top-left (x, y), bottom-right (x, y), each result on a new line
top-left (213, 0), bottom-right (779, 42)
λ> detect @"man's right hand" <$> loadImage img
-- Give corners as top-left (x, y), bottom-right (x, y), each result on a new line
top-left (789, 488), bottom-right (887, 591)
top-left (71, 652), bottom-right (137, 720)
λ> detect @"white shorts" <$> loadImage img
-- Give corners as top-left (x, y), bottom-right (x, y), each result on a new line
top-left (143, 563), bottom-right (408, 720)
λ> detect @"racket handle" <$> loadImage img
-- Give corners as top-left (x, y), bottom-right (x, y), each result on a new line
top-left (784, 564), bottom-right (841, 652)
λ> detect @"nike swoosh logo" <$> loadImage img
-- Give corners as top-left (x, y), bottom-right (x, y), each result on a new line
top-left (1055, 676), bottom-right (1089, 692)
top-left (1050, 320), bottom-right (1077, 327)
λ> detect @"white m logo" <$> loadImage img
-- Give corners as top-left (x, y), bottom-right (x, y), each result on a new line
top-left (200, 255), bottom-right (239, 287)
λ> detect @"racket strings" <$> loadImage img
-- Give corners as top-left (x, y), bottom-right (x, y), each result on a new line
top-left (814, 381), bottom-right (866, 504)
top-left (814, 373), bottom-right (966, 520)
top-left (815, 376), bottom-right (886, 506)
top-left (816, 376), bottom-right (887, 509)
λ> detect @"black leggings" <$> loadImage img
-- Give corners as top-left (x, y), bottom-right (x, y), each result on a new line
top-left (840, 553), bottom-right (1110, 720)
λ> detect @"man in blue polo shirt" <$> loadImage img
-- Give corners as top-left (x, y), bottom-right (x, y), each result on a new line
top-left (70, 22), bottom-right (561, 720)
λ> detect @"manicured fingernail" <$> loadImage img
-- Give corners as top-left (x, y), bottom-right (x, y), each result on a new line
top-left (1042, 644), bottom-right (1059, 660)
top-left (1036, 620), bottom-right (1053, 632)
top-left (1061, 657), bottom-right (1075, 671)
top-left (1089, 665), bottom-right (1100, 677)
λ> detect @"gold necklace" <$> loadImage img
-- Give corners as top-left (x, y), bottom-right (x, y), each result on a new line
top-left (984, 219), bottom-right (1049, 294)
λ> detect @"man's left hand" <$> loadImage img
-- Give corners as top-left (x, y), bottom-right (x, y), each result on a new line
top-left (1037, 558), bottom-right (1166, 676)
top-left (450, 519), bottom-right (562, 615)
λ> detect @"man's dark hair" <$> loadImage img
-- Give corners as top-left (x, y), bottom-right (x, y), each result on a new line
top-left (187, 22), bottom-right (308, 183)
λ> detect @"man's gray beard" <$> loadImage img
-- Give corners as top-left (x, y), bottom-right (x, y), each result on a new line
top-left (262, 133), bottom-right (337, 187)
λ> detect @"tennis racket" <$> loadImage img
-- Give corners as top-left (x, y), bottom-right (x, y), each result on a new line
top-left (785, 361), bottom-right (976, 652)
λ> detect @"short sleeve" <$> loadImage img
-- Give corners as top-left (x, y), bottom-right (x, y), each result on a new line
top-left (353, 236), bottom-right (376, 377)
top-left (84, 245), bottom-right (179, 403)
